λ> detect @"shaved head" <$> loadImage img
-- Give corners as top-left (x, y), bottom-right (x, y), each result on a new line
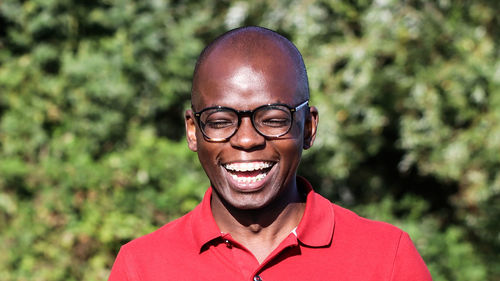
top-left (191, 26), bottom-right (309, 109)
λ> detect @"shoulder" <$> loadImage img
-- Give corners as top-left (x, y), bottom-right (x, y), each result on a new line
top-left (330, 202), bottom-right (407, 259)
top-left (332, 203), bottom-right (403, 238)
top-left (108, 211), bottom-right (202, 281)
top-left (329, 203), bottom-right (432, 279)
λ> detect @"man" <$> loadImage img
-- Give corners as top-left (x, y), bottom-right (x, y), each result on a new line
top-left (108, 26), bottom-right (432, 281)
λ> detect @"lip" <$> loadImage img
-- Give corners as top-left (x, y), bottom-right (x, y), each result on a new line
top-left (221, 161), bottom-right (277, 192)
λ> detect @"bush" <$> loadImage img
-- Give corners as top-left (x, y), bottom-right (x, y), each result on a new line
top-left (1, 0), bottom-right (498, 280)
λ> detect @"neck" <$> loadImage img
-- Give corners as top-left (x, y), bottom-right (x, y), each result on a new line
top-left (210, 180), bottom-right (306, 263)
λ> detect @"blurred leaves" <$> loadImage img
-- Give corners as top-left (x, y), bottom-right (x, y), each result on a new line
top-left (1, 0), bottom-right (499, 280)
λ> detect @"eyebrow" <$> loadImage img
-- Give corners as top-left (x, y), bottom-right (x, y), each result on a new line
top-left (193, 101), bottom-right (293, 112)
top-left (194, 99), bottom-right (290, 108)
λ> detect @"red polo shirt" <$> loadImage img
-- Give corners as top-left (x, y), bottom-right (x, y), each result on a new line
top-left (108, 177), bottom-right (432, 281)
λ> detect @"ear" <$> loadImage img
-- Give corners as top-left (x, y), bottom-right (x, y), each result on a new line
top-left (185, 109), bottom-right (198, 152)
top-left (303, 106), bottom-right (319, 150)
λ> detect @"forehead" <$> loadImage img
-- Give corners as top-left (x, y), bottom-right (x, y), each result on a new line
top-left (193, 47), bottom-right (302, 110)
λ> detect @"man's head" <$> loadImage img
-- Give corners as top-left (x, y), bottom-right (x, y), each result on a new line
top-left (191, 27), bottom-right (310, 108)
top-left (185, 26), bottom-right (318, 210)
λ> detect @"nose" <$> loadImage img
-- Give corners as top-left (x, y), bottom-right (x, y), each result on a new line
top-left (229, 117), bottom-right (266, 150)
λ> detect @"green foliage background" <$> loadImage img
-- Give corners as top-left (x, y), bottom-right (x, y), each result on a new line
top-left (0, 0), bottom-right (498, 280)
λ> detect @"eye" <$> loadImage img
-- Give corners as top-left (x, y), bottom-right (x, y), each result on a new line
top-left (254, 106), bottom-right (291, 128)
top-left (261, 118), bottom-right (291, 127)
top-left (205, 119), bottom-right (235, 129)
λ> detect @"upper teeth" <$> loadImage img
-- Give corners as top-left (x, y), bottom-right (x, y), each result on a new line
top-left (224, 162), bottom-right (273, 172)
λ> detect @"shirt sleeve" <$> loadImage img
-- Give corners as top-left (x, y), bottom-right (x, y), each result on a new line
top-left (390, 232), bottom-right (433, 281)
top-left (108, 247), bottom-right (132, 281)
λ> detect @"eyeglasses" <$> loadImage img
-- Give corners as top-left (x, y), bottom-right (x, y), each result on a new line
top-left (193, 100), bottom-right (309, 142)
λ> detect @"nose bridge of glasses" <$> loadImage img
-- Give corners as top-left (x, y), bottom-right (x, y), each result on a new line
top-left (234, 109), bottom-right (257, 129)
top-left (236, 109), bottom-right (254, 119)
top-left (229, 110), bottom-right (266, 148)
top-left (236, 109), bottom-right (259, 133)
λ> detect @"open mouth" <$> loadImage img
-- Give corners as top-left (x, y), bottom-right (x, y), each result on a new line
top-left (223, 161), bottom-right (275, 185)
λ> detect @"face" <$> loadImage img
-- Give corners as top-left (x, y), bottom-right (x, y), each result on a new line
top-left (185, 45), bottom-right (318, 210)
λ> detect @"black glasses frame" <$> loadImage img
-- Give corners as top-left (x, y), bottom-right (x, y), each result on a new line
top-left (193, 100), bottom-right (309, 142)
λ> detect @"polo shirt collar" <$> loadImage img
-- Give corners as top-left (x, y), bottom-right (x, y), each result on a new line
top-left (191, 177), bottom-right (335, 252)
top-left (191, 186), bottom-right (223, 252)
top-left (294, 176), bottom-right (335, 247)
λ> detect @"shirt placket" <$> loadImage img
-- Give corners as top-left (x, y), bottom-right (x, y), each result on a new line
top-left (248, 233), bottom-right (300, 281)
top-left (220, 233), bottom-right (260, 279)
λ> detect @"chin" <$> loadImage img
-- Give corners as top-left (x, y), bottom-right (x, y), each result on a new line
top-left (216, 188), bottom-right (274, 211)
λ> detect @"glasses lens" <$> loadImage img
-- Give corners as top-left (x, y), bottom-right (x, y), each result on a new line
top-left (254, 106), bottom-right (292, 137)
top-left (200, 109), bottom-right (238, 139)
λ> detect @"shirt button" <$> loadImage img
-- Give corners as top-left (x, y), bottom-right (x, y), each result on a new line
top-left (224, 239), bottom-right (232, 248)
top-left (254, 275), bottom-right (262, 281)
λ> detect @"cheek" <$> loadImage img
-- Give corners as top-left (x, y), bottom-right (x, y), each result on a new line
top-left (281, 122), bottom-right (305, 170)
top-left (288, 119), bottom-right (305, 146)
top-left (195, 135), bottom-right (220, 171)
top-left (276, 138), bottom-right (303, 167)
top-left (197, 145), bottom-right (218, 167)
